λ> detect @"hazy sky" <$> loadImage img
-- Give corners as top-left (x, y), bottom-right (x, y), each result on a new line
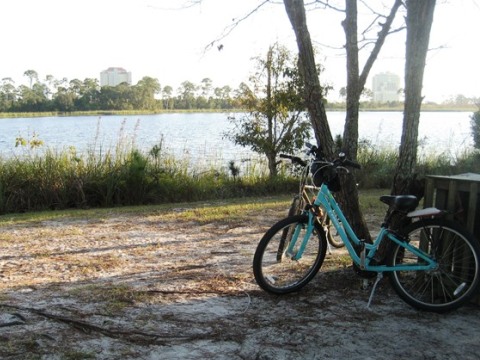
top-left (0, 0), bottom-right (478, 102)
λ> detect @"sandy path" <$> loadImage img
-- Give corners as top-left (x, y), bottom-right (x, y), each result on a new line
top-left (1, 205), bottom-right (480, 359)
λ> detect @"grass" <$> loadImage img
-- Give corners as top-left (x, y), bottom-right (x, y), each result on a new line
top-left (69, 283), bottom-right (149, 313)
top-left (2, 140), bottom-right (478, 216)
top-left (0, 195), bottom-right (290, 226)
top-left (1, 118), bottom-right (478, 216)
top-left (0, 128), bottom-right (298, 214)
top-left (0, 191), bottom-right (390, 228)
top-left (358, 188), bottom-right (390, 217)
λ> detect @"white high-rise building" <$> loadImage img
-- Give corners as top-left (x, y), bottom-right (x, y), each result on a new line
top-left (100, 67), bottom-right (132, 87)
top-left (372, 72), bottom-right (400, 103)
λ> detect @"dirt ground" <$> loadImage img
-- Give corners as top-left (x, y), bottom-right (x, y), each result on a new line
top-left (1, 202), bottom-right (480, 360)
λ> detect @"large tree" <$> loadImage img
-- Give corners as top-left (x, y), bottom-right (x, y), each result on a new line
top-left (23, 69), bottom-right (38, 89)
top-left (338, 0), bottom-right (403, 242)
top-left (342, 0), bottom-right (403, 160)
top-left (282, 0), bottom-right (334, 158)
top-left (135, 76), bottom-right (161, 110)
top-left (283, 0), bottom-right (372, 241)
top-left (392, 0), bottom-right (436, 197)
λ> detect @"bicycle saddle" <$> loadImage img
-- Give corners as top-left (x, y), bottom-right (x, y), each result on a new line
top-left (379, 195), bottom-right (419, 212)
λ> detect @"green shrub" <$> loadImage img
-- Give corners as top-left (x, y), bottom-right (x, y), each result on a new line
top-left (0, 135), bottom-right (478, 215)
top-left (472, 110), bottom-right (480, 149)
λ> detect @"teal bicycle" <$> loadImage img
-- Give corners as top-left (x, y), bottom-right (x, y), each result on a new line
top-left (253, 145), bottom-right (480, 312)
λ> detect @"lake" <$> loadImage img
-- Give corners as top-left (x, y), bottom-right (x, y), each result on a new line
top-left (0, 111), bottom-right (474, 166)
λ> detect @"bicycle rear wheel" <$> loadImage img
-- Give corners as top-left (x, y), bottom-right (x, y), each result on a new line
top-left (253, 215), bottom-right (327, 294)
top-left (387, 218), bottom-right (480, 312)
top-left (277, 196), bottom-right (304, 261)
top-left (324, 214), bottom-right (345, 248)
top-left (287, 195), bottom-right (303, 217)
top-left (287, 195), bottom-right (345, 249)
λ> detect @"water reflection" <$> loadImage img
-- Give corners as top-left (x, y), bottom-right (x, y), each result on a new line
top-left (0, 111), bottom-right (473, 166)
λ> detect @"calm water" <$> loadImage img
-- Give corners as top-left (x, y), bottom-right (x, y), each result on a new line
top-left (0, 111), bottom-right (474, 165)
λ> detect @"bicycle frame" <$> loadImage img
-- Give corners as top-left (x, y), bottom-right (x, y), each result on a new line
top-left (288, 183), bottom-right (438, 272)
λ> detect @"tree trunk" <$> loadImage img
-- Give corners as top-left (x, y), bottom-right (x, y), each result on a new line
top-left (283, 0), bottom-right (334, 159)
top-left (392, 0), bottom-right (436, 197)
top-left (342, 0), bottom-right (360, 160)
top-left (343, 0), bottom-right (402, 160)
top-left (387, 0), bottom-right (436, 235)
top-left (339, 0), bottom-right (403, 242)
top-left (337, 0), bottom-right (370, 242)
top-left (283, 0), bottom-right (371, 241)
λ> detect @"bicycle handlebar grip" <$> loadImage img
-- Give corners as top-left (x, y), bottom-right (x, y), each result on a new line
top-left (343, 159), bottom-right (361, 169)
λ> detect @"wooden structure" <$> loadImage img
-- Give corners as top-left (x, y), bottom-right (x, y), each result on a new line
top-left (424, 173), bottom-right (480, 239)
top-left (424, 173), bottom-right (480, 303)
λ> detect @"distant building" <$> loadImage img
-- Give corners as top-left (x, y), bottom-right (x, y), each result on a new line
top-left (100, 67), bottom-right (132, 87)
top-left (372, 72), bottom-right (400, 103)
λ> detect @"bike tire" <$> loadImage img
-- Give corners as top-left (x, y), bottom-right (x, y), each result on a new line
top-left (386, 218), bottom-right (480, 313)
top-left (253, 215), bottom-right (328, 294)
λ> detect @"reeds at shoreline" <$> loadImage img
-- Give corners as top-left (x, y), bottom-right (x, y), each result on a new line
top-left (0, 124), bottom-right (478, 215)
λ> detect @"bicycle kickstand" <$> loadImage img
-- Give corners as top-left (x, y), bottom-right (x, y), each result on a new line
top-left (367, 272), bottom-right (383, 309)
top-left (326, 239), bottom-right (333, 255)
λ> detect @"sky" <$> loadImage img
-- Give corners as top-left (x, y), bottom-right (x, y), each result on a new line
top-left (0, 0), bottom-right (479, 103)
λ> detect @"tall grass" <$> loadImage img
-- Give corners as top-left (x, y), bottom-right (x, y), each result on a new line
top-left (0, 126), bottom-right (478, 214)
top-left (0, 122), bottom-right (297, 214)
top-left (355, 140), bottom-right (480, 188)
top-left (356, 141), bottom-right (399, 188)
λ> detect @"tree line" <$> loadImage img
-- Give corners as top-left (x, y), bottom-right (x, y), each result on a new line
top-left (1, 69), bottom-right (476, 114)
top-left (0, 71), bottom-right (239, 113)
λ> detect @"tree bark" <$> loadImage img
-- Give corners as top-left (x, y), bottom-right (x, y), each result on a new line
top-left (386, 0), bottom-right (436, 235)
top-left (342, 0), bottom-right (402, 160)
top-left (337, 1), bottom-right (369, 241)
top-left (339, 0), bottom-right (403, 242)
top-left (392, 0), bottom-right (436, 197)
top-left (283, 0), bottom-right (371, 241)
top-left (342, 0), bottom-right (360, 160)
top-left (283, 0), bottom-right (334, 159)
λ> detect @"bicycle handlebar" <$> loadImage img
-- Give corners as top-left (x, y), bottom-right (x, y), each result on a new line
top-left (279, 154), bottom-right (307, 167)
top-left (314, 155), bottom-right (361, 172)
top-left (280, 145), bottom-right (361, 171)
top-left (342, 158), bottom-right (361, 169)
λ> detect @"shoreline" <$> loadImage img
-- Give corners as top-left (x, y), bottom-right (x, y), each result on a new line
top-left (0, 106), bottom-right (477, 119)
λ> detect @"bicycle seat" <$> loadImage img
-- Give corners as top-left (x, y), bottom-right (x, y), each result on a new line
top-left (380, 195), bottom-right (419, 212)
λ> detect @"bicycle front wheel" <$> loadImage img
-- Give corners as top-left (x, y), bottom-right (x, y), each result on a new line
top-left (387, 218), bottom-right (480, 312)
top-left (253, 215), bottom-right (327, 294)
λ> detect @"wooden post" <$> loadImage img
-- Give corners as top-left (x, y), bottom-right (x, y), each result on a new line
top-left (467, 182), bottom-right (478, 235)
top-left (424, 177), bottom-right (435, 208)
top-left (446, 179), bottom-right (458, 221)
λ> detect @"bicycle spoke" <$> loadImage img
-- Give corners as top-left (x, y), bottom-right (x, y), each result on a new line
top-left (253, 215), bottom-right (327, 294)
top-left (388, 219), bottom-right (480, 312)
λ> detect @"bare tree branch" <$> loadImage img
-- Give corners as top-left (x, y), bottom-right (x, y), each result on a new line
top-left (204, 0), bottom-right (271, 53)
top-left (310, 0), bottom-right (345, 12)
top-left (359, 0), bottom-right (404, 89)
top-left (147, 0), bottom-right (203, 11)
